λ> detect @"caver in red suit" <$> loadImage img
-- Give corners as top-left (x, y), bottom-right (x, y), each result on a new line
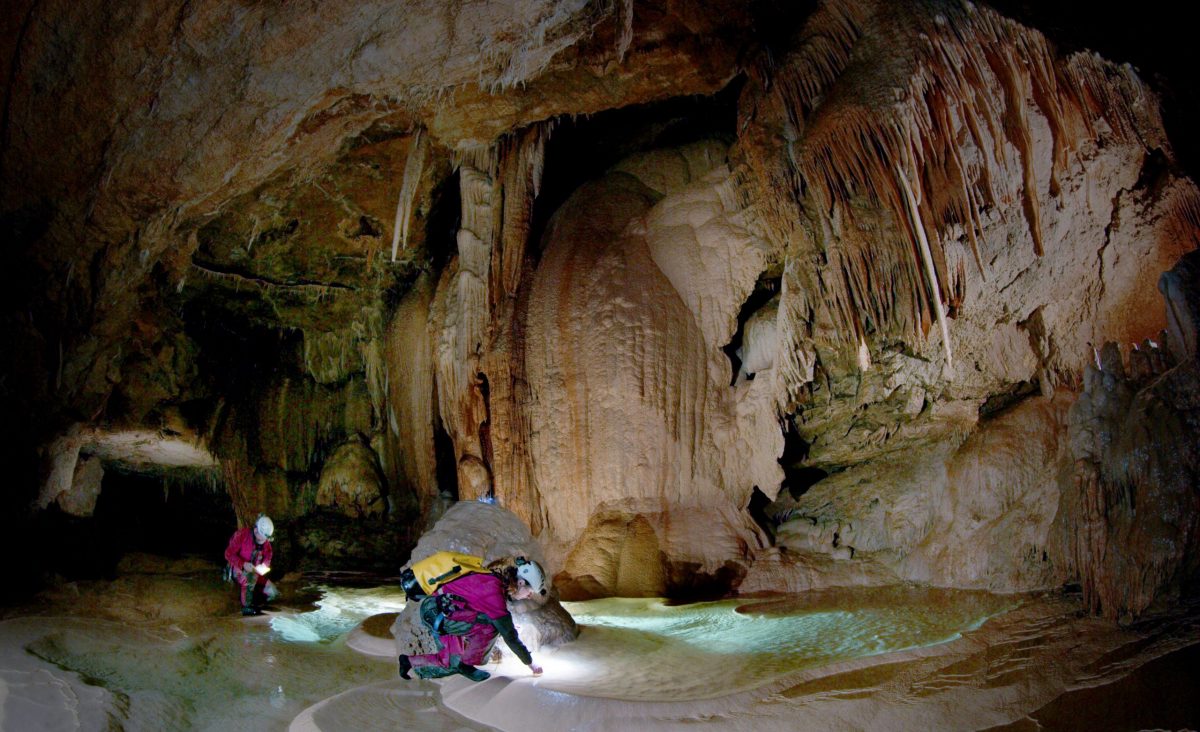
top-left (405, 572), bottom-right (535, 681)
top-left (224, 515), bottom-right (278, 615)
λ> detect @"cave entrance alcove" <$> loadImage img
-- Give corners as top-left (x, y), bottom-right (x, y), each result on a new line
top-left (90, 466), bottom-right (234, 566)
top-left (723, 273), bottom-right (782, 386)
top-left (33, 463), bottom-right (233, 581)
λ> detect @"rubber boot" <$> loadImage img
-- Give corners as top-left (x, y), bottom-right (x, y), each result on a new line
top-left (414, 665), bottom-right (458, 679)
top-left (241, 606), bottom-right (263, 616)
top-left (455, 661), bottom-right (491, 682)
top-left (398, 655), bottom-right (412, 680)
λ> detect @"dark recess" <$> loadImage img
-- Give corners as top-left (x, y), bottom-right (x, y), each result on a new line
top-left (723, 274), bottom-right (781, 386)
top-left (529, 78), bottom-right (744, 255)
top-left (986, 0), bottom-right (1200, 180)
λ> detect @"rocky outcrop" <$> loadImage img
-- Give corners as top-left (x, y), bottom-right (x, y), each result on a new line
top-left (391, 501), bottom-right (577, 657)
top-left (315, 436), bottom-right (388, 519)
top-left (1058, 251), bottom-right (1200, 620)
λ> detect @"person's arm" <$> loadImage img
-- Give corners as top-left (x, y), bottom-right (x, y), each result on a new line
top-left (489, 613), bottom-right (540, 673)
top-left (224, 529), bottom-right (242, 567)
top-left (224, 528), bottom-right (253, 572)
top-left (262, 539), bottom-right (273, 569)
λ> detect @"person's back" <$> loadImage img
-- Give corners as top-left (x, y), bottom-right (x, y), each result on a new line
top-left (398, 553), bottom-right (545, 681)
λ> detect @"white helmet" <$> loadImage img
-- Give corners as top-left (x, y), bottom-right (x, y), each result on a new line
top-left (514, 557), bottom-right (547, 596)
top-left (255, 515), bottom-right (274, 540)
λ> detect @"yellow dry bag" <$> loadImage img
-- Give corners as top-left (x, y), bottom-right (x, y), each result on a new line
top-left (408, 551), bottom-right (491, 594)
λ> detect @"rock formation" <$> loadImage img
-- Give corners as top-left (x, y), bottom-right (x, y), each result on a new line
top-left (4, 0), bottom-right (1200, 619)
top-left (391, 501), bottom-right (578, 657)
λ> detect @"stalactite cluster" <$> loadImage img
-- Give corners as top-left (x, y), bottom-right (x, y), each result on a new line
top-left (734, 0), bottom-right (1185, 400)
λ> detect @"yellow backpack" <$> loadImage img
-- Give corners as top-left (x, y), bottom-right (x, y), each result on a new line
top-left (407, 551), bottom-right (491, 595)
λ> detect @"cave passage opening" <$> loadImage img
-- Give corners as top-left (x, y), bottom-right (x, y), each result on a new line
top-left (34, 464), bottom-right (234, 581)
top-left (432, 413), bottom-right (460, 502)
top-left (92, 466), bottom-right (234, 562)
top-left (528, 77), bottom-right (745, 255)
top-left (723, 272), bottom-right (782, 385)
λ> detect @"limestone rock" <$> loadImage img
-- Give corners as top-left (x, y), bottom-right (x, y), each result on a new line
top-left (522, 148), bottom-right (781, 592)
top-left (1058, 251), bottom-right (1200, 619)
top-left (903, 394), bottom-right (1073, 591)
top-left (315, 437), bottom-right (387, 518)
top-left (60, 455), bottom-right (105, 518)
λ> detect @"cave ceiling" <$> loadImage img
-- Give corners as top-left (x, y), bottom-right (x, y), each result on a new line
top-left (1, 0), bottom-right (756, 430)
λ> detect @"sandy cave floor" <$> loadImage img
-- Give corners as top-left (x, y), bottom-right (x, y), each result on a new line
top-left (1, 558), bottom-right (1199, 731)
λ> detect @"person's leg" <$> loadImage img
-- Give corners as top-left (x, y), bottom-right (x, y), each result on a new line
top-left (237, 576), bottom-right (260, 615)
top-left (448, 625), bottom-right (497, 681)
top-left (406, 638), bottom-right (457, 674)
top-left (456, 624), bottom-right (499, 666)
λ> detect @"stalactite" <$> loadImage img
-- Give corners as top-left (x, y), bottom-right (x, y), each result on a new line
top-left (495, 121), bottom-right (554, 307)
top-left (384, 274), bottom-right (438, 511)
top-left (735, 0), bottom-right (1160, 377)
top-left (615, 0), bottom-right (633, 63)
top-left (430, 143), bottom-right (503, 501)
top-left (435, 126), bottom-right (551, 505)
top-left (897, 162), bottom-right (954, 370)
top-left (390, 127), bottom-right (428, 262)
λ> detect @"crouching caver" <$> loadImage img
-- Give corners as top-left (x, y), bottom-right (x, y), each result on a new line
top-left (398, 553), bottom-right (546, 682)
top-left (224, 514), bottom-right (279, 616)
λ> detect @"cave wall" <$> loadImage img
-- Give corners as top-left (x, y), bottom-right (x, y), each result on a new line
top-left (5, 0), bottom-right (1200, 612)
top-left (522, 142), bottom-right (783, 594)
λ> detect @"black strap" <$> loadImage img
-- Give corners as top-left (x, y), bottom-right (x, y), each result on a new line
top-left (429, 565), bottom-right (463, 585)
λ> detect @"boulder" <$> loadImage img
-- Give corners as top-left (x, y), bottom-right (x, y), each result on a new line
top-left (315, 437), bottom-right (387, 518)
top-left (391, 501), bottom-right (577, 658)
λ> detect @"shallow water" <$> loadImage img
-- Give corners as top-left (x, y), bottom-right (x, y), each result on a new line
top-left (543, 586), bottom-right (1017, 700)
top-left (0, 580), bottom-right (1016, 730)
top-left (0, 584), bottom-right (408, 731)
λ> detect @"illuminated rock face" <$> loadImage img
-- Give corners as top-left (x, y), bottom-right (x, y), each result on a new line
top-left (523, 145), bottom-right (783, 596)
top-left (6, 0), bottom-right (1200, 615)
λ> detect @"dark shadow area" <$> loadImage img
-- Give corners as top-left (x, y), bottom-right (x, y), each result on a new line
top-left (183, 298), bottom-right (304, 400)
top-left (421, 169), bottom-right (462, 277)
top-left (25, 467), bottom-right (235, 582)
top-left (785, 466), bottom-right (830, 500)
top-left (93, 468), bottom-right (234, 563)
top-left (984, 642), bottom-right (1200, 732)
top-left (747, 485), bottom-right (774, 539)
top-left (665, 560), bottom-right (748, 603)
top-left (723, 274), bottom-right (782, 385)
top-left (986, 0), bottom-right (1200, 180)
top-left (433, 415), bottom-right (459, 502)
top-left (779, 418), bottom-right (826, 500)
top-left (529, 78), bottom-right (744, 255)
top-left (287, 510), bottom-right (413, 574)
top-left (978, 379), bottom-right (1040, 420)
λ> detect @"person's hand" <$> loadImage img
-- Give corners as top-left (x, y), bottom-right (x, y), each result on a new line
top-left (529, 663), bottom-right (543, 677)
top-left (243, 562), bottom-right (254, 572)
